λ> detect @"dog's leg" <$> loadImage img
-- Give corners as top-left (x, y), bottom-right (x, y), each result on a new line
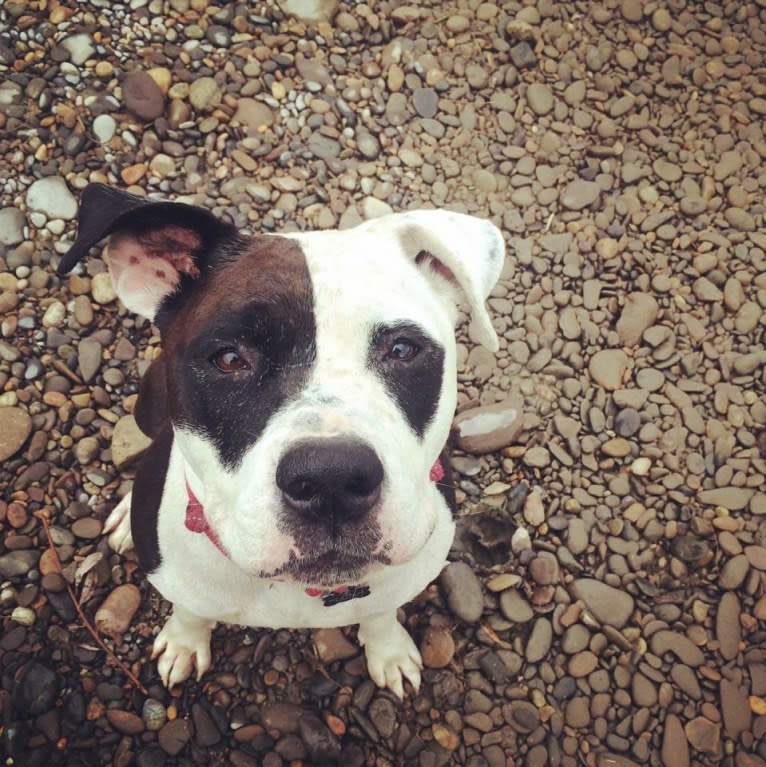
top-left (104, 492), bottom-right (134, 553)
top-left (152, 605), bottom-right (216, 689)
top-left (357, 612), bottom-right (423, 700)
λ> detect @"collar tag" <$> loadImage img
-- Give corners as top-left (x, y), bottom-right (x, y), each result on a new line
top-left (305, 584), bottom-right (371, 607)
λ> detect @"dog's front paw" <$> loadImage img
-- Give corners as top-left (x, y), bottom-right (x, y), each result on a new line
top-left (104, 492), bottom-right (134, 553)
top-left (358, 613), bottom-right (423, 700)
top-left (151, 607), bottom-right (216, 689)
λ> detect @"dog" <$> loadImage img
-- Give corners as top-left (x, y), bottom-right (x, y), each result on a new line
top-left (58, 183), bottom-right (505, 698)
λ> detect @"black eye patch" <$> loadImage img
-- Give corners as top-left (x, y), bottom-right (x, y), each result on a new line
top-left (369, 322), bottom-right (445, 437)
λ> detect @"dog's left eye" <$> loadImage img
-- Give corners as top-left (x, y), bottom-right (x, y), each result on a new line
top-left (210, 348), bottom-right (249, 373)
top-left (387, 338), bottom-right (420, 362)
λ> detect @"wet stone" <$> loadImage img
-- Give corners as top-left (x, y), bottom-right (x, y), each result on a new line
top-left (123, 70), bottom-right (165, 120)
top-left (440, 562), bottom-right (484, 622)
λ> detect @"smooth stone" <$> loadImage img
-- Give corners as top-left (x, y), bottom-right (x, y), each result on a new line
top-left (570, 578), bottom-right (634, 629)
top-left (111, 415), bottom-right (152, 468)
top-left (440, 562), bottom-right (484, 622)
top-left (720, 678), bottom-right (751, 739)
top-left (661, 714), bottom-right (690, 767)
top-left (123, 70), bottom-right (165, 120)
top-left (94, 584), bottom-right (141, 641)
top-left (499, 590), bottom-right (534, 623)
top-left (684, 717), bottom-right (720, 756)
top-left (650, 630), bottom-right (704, 666)
top-left (233, 98), bottom-right (275, 129)
top-left (616, 293), bottom-right (659, 347)
top-left (0, 207), bottom-right (27, 245)
top-left (697, 487), bottom-right (753, 511)
top-left (525, 618), bottom-right (553, 663)
top-left (452, 396), bottom-right (524, 454)
top-left (589, 349), bottom-right (629, 390)
top-left (0, 407), bottom-right (32, 461)
top-left (189, 77), bottom-right (222, 110)
top-left (312, 628), bottom-right (359, 663)
top-left (412, 87), bottom-right (438, 118)
top-left (716, 592), bottom-right (741, 661)
top-left (61, 32), bottom-right (95, 65)
top-left (26, 176), bottom-right (77, 220)
top-left (526, 83), bottom-right (553, 116)
top-left (560, 179), bottom-right (601, 210)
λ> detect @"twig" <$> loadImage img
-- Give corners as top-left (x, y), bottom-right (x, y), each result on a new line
top-left (37, 512), bottom-right (149, 696)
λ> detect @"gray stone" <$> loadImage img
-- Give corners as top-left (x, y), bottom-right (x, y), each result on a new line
top-left (570, 578), bottom-right (634, 628)
top-left (560, 179), bottom-right (601, 210)
top-left (440, 561), bottom-right (484, 622)
top-left (0, 207), bottom-right (26, 245)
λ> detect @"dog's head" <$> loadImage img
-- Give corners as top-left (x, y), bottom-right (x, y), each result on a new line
top-left (60, 184), bottom-right (504, 586)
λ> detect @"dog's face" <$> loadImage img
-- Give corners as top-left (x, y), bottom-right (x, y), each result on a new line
top-left (60, 185), bottom-right (504, 586)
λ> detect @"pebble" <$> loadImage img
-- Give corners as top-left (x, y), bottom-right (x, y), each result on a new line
top-left (189, 77), bottom-right (222, 111)
top-left (570, 579), bottom-right (634, 629)
top-left (684, 717), bottom-right (720, 756)
top-left (0, 207), bottom-right (26, 245)
top-left (499, 590), bottom-right (534, 623)
top-left (452, 396), bottom-right (524, 454)
top-left (616, 293), bottom-right (659, 347)
top-left (312, 627), bottom-right (358, 663)
top-left (91, 272), bottom-right (117, 304)
top-left (94, 584), bottom-right (142, 641)
top-left (123, 70), bottom-right (165, 120)
top-left (560, 180), bottom-right (601, 210)
top-left (93, 114), bottom-right (116, 143)
top-left (158, 719), bottom-right (192, 756)
top-left (233, 98), bottom-right (274, 130)
top-left (111, 415), bottom-right (152, 468)
top-left (525, 618), bottom-right (553, 663)
top-left (588, 349), bottom-right (629, 390)
top-left (26, 176), bottom-right (77, 220)
top-left (526, 84), bottom-right (553, 116)
top-left (662, 714), bottom-right (690, 767)
top-left (420, 625), bottom-right (455, 668)
top-left (0, 406), bottom-right (32, 461)
top-left (716, 592), bottom-right (741, 661)
top-left (440, 562), bottom-right (484, 622)
top-left (61, 33), bottom-right (95, 65)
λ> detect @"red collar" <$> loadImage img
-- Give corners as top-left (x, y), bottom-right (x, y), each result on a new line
top-left (184, 480), bottom-right (227, 555)
top-left (184, 459), bottom-right (445, 555)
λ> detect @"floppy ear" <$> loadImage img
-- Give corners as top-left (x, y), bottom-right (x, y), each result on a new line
top-left (359, 210), bottom-right (505, 351)
top-left (58, 184), bottom-right (236, 321)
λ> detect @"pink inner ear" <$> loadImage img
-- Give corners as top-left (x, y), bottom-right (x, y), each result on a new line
top-left (134, 226), bottom-right (202, 279)
top-left (107, 225), bottom-right (203, 319)
top-left (415, 249), bottom-right (457, 285)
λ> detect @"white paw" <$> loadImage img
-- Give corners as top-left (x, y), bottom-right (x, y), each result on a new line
top-left (104, 493), bottom-right (134, 553)
top-left (358, 615), bottom-right (423, 700)
top-left (151, 608), bottom-right (215, 689)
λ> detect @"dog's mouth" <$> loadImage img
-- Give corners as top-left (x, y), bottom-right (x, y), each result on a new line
top-left (262, 548), bottom-right (388, 586)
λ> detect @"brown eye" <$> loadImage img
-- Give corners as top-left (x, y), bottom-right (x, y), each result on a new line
top-left (387, 339), bottom-right (420, 362)
top-left (211, 348), bottom-right (248, 373)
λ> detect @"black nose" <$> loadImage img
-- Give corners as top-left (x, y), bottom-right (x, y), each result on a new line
top-left (276, 438), bottom-right (384, 523)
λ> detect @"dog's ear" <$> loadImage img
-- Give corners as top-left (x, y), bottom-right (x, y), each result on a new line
top-left (360, 210), bottom-right (505, 351)
top-left (58, 184), bottom-right (236, 321)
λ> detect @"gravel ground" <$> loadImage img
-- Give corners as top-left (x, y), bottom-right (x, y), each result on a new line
top-left (2, 0), bottom-right (766, 765)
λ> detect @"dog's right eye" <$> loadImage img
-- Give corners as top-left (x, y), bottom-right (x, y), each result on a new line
top-left (210, 348), bottom-right (249, 373)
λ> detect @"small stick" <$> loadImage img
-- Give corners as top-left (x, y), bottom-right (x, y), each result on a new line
top-left (37, 512), bottom-right (149, 696)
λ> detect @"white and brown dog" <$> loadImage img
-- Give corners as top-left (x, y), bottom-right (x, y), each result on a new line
top-left (59, 184), bottom-right (504, 698)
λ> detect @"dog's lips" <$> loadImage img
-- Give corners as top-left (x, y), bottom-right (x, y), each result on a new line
top-left (261, 547), bottom-right (385, 586)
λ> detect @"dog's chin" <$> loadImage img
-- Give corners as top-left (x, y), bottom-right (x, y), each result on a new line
top-left (261, 550), bottom-right (385, 587)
